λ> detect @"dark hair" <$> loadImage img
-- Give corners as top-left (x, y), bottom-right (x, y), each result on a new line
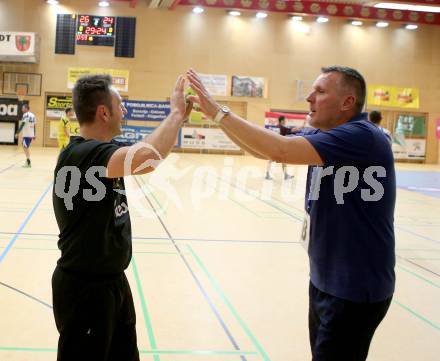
top-left (321, 66), bottom-right (366, 114)
top-left (369, 110), bottom-right (382, 125)
top-left (278, 115), bottom-right (286, 123)
top-left (72, 74), bottom-right (113, 125)
top-left (65, 107), bottom-right (73, 114)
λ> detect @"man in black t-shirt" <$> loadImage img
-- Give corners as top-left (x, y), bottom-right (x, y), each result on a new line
top-left (52, 74), bottom-right (191, 361)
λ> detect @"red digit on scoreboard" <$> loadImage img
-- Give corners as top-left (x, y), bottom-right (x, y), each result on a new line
top-left (85, 27), bottom-right (97, 35)
top-left (103, 17), bottom-right (113, 25)
top-left (79, 15), bottom-right (90, 24)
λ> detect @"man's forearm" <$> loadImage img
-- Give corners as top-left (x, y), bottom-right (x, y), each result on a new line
top-left (142, 110), bottom-right (182, 159)
top-left (220, 113), bottom-right (285, 161)
top-left (221, 125), bottom-right (268, 159)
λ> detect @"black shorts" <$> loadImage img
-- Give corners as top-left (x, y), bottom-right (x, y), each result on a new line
top-left (52, 266), bottom-right (139, 361)
top-left (309, 282), bottom-right (392, 361)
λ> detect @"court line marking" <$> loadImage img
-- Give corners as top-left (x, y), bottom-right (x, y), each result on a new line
top-left (396, 226), bottom-right (440, 245)
top-left (0, 231), bottom-right (300, 244)
top-left (405, 258), bottom-right (440, 277)
top-left (396, 263), bottom-right (440, 289)
top-left (0, 347), bottom-right (258, 355)
top-left (131, 256), bottom-right (160, 361)
top-left (0, 161), bottom-right (21, 174)
top-left (0, 182), bottom-right (52, 263)
top-left (393, 299), bottom-right (440, 332)
top-left (218, 177), bottom-right (303, 222)
top-left (187, 244), bottom-right (271, 361)
top-left (135, 176), bottom-right (250, 361)
top-left (0, 281), bottom-right (52, 309)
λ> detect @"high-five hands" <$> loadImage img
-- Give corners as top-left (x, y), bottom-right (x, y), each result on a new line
top-left (185, 69), bottom-right (221, 120)
top-left (171, 75), bottom-right (193, 124)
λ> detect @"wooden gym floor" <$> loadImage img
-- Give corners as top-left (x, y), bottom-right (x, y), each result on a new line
top-left (0, 145), bottom-right (439, 360)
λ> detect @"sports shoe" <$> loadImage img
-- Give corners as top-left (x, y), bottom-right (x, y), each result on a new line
top-left (284, 174), bottom-right (294, 180)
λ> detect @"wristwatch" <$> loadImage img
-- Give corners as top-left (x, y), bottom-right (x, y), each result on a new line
top-left (212, 105), bottom-right (230, 124)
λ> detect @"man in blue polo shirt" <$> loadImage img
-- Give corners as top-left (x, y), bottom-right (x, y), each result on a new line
top-left (187, 66), bottom-right (395, 361)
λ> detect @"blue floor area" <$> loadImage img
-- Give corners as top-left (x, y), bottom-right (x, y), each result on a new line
top-left (396, 170), bottom-right (440, 198)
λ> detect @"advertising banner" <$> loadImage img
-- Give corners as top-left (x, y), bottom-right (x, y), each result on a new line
top-left (46, 95), bottom-right (73, 118)
top-left (0, 122), bottom-right (17, 144)
top-left (394, 87), bottom-right (420, 109)
top-left (368, 85), bottom-right (419, 109)
top-left (122, 101), bottom-right (170, 121)
top-left (0, 98), bottom-right (27, 121)
top-left (49, 120), bottom-right (80, 139)
top-left (395, 114), bottom-right (426, 137)
top-left (0, 32), bottom-right (38, 63)
top-left (180, 127), bottom-right (240, 151)
top-left (232, 75), bottom-right (265, 97)
top-left (68, 68), bottom-right (129, 92)
top-left (264, 111), bottom-right (307, 132)
top-left (199, 74), bottom-right (228, 96)
top-left (392, 138), bottom-right (426, 160)
top-left (114, 125), bottom-right (181, 147)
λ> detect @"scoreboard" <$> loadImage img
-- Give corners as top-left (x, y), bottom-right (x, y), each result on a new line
top-left (76, 15), bottom-right (115, 46)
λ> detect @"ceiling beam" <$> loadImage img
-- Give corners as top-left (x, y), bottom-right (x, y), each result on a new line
top-left (178, 0), bottom-right (440, 26)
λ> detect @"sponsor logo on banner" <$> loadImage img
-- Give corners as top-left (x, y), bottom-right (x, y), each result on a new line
top-left (198, 74), bottom-right (228, 96)
top-left (180, 127), bottom-right (240, 151)
top-left (46, 95), bottom-right (74, 118)
top-left (264, 111), bottom-right (307, 132)
top-left (122, 101), bottom-right (171, 121)
top-left (0, 98), bottom-right (27, 121)
top-left (368, 85), bottom-right (419, 109)
top-left (0, 32), bottom-right (36, 56)
top-left (67, 68), bottom-right (129, 92)
top-left (114, 125), bottom-right (181, 147)
top-left (15, 35), bottom-right (31, 51)
top-left (50, 120), bottom-right (80, 139)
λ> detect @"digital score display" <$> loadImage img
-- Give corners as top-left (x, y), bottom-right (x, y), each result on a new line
top-left (76, 15), bottom-right (115, 46)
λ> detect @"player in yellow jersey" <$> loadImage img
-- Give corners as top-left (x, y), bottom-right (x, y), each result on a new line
top-left (58, 107), bottom-right (74, 150)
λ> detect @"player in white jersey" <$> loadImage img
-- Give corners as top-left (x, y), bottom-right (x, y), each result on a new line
top-left (15, 104), bottom-right (36, 168)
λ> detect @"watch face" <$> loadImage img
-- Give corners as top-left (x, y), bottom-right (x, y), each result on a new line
top-left (221, 105), bottom-right (230, 113)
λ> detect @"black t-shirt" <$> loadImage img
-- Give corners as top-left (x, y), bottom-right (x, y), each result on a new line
top-left (52, 136), bottom-right (132, 276)
top-left (279, 124), bottom-right (291, 136)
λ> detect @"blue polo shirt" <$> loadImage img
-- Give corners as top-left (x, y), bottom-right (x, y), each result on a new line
top-left (302, 112), bottom-right (396, 302)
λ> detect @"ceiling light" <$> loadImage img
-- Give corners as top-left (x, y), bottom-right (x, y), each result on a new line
top-left (376, 21), bottom-right (389, 28)
top-left (405, 24), bottom-right (418, 30)
top-left (193, 6), bottom-right (204, 14)
top-left (46, 0), bottom-right (59, 4)
top-left (351, 20), bottom-right (363, 26)
top-left (98, 1), bottom-right (110, 7)
top-left (293, 22), bottom-right (311, 34)
top-left (316, 17), bottom-right (329, 23)
top-left (374, 2), bottom-right (440, 13)
top-left (228, 10), bottom-right (241, 16)
top-left (256, 12), bottom-right (268, 19)
top-left (291, 15), bottom-right (303, 21)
